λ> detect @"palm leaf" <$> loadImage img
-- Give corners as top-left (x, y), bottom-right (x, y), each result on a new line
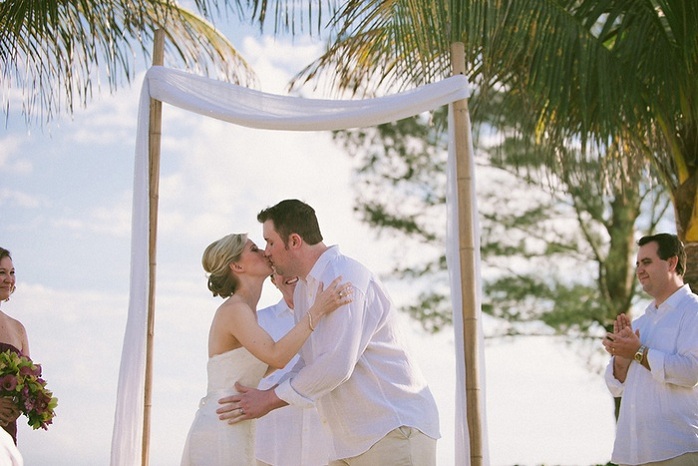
top-left (0, 0), bottom-right (257, 124)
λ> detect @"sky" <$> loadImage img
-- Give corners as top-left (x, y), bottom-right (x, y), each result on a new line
top-left (0, 23), bottom-right (624, 466)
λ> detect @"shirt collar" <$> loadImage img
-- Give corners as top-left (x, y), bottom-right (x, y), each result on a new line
top-left (272, 299), bottom-right (293, 318)
top-left (306, 245), bottom-right (340, 284)
top-left (653, 283), bottom-right (691, 312)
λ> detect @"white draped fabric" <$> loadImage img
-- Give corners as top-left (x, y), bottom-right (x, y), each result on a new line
top-left (0, 428), bottom-right (22, 466)
top-left (110, 65), bottom-right (488, 465)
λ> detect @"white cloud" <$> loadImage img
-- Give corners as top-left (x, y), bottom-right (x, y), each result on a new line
top-left (0, 188), bottom-right (41, 208)
top-left (0, 134), bottom-right (33, 174)
top-left (47, 192), bottom-right (133, 238)
top-left (242, 35), bottom-right (324, 94)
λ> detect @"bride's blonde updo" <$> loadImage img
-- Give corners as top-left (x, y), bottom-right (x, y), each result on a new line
top-left (202, 233), bottom-right (247, 298)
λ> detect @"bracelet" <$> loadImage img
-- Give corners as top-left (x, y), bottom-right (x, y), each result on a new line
top-left (307, 313), bottom-right (315, 331)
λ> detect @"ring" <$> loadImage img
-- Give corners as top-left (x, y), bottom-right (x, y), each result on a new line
top-left (239, 408), bottom-right (245, 415)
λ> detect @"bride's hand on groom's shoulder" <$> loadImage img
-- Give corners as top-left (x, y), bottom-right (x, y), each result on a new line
top-left (313, 277), bottom-right (353, 318)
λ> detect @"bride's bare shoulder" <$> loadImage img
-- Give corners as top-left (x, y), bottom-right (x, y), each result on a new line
top-left (215, 297), bottom-right (253, 319)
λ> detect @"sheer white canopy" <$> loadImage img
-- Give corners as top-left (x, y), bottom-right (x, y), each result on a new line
top-left (110, 65), bottom-right (488, 466)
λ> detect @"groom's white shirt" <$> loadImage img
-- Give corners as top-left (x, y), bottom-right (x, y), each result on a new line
top-left (255, 300), bottom-right (330, 466)
top-left (274, 246), bottom-right (440, 460)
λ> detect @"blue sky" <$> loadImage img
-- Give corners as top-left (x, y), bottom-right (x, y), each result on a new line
top-left (0, 27), bottom-right (620, 465)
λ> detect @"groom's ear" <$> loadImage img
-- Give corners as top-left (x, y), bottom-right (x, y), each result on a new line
top-left (288, 233), bottom-right (302, 249)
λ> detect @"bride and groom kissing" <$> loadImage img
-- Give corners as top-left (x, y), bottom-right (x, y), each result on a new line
top-left (180, 199), bottom-right (440, 466)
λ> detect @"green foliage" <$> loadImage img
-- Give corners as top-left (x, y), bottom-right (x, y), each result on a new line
top-left (403, 289), bottom-right (452, 334)
top-left (484, 277), bottom-right (607, 334)
top-left (333, 97), bottom-right (669, 339)
top-left (243, 0), bottom-right (698, 288)
top-left (0, 0), bottom-right (257, 124)
top-left (333, 111), bottom-right (447, 245)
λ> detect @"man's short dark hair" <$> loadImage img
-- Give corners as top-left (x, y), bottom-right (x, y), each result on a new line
top-left (257, 199), bottom-right (323, 246)
top-left (638, 233), bottom-right (686, 276)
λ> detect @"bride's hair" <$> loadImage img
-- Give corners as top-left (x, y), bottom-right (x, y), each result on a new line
top-left (202, 233), bottom-right (247, 298)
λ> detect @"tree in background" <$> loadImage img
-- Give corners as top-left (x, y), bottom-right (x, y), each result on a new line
top-left (333, 100), bottom-right (670, 354)
top-left (318, 1), bottom-right (698, 288)
top-left (0, 0), bottom-right (257, 124)
top-left (334, 102), bottom-right (672, 425)
top-left (239, 1), bottom-right (698, 292)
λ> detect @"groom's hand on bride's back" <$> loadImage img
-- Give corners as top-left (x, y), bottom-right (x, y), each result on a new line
top-left (217, 382), bottom-right (287, 424)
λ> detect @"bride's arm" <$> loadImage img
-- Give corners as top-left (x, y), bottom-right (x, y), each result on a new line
top-left (234, 277), bottom-right (352, 369)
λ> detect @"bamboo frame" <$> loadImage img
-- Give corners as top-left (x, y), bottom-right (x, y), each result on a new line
top-left (450, 41), bottom-right (483, 466)
top-left (142, 29), bottom-right (165, 466)
top-left (134, 34), bottom-right (481, 465)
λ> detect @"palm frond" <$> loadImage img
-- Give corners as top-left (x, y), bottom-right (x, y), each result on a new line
top-left (0, 0), bottom-right (257, 124)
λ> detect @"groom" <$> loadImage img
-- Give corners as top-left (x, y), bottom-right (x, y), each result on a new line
top-left (218, 199), bottom-right (440, 465)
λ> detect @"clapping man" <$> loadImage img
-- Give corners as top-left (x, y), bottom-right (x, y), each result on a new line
top-left (603, 233), bottom-right (698, 465)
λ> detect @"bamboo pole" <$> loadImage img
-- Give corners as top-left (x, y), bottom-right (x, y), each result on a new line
top-left (450, 41), bottom-right (483, 466)
top-left (142, 28), bottom-right (165, 466)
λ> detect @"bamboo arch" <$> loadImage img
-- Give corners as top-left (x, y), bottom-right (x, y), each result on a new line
top-left (110, 29), bottom-right (487, 466)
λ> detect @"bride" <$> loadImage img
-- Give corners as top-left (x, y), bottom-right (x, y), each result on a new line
top-left (181, 233), bottom-right (352, 466)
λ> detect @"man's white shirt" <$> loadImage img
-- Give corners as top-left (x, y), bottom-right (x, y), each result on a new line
top-left (605, 284), bottom-right (698, 464)
top-left (274, 246), bottom-right (440, 460)
top-left (255, 300), bottom-right (331, 466)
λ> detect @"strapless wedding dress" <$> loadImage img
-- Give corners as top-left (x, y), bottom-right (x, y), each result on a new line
top-left (181, 347), bottom-right (268, 466)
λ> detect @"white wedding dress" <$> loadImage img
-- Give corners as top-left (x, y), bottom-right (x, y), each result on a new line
top-left (181, 347), bottom-right (268, 466)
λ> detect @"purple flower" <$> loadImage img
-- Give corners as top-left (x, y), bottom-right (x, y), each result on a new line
top-left (19, 364), bottom-right (41, 378)
top-left (0, 374), bottom-right (17, 392)
top-left (0, 350), bottom-right (56, 430)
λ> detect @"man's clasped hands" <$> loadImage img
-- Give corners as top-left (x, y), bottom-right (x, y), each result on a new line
top-left (603, 313), bottom-right (642, 360)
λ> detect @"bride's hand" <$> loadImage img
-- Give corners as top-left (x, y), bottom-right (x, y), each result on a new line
top-left (0, 398), bottom-right (19, 426)
top-left (310, 277), bottom-right (353, 320)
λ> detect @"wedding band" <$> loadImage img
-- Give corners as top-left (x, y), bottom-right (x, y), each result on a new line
top-left (239, 408), bottom-right (244, 415)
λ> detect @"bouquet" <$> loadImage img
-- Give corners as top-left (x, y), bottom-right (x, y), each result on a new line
top-left (0, 350), bottom-right (57, 430)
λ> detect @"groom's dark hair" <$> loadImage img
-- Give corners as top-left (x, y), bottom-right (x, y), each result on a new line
top-left (257, 199), bottom-right (323, 246)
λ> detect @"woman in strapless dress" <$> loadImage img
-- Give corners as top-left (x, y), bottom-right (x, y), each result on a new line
top-left (181, 233), bottom-right (352, 466)
top-left (0, 247), bottom-right (29, 448)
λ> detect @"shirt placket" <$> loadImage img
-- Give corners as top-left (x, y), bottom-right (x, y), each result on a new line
top-left (303, 277), bottom-right (318, 358)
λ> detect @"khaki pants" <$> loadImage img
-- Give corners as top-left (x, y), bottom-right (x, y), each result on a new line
top-left (329, 426), bottom-right (436, 466)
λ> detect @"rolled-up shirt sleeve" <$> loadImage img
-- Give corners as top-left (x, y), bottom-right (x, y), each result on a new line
top-left (275, 378), bottom-right (314, 408)
top-left (647, 315), bottom-right (698, 387)
top-left (604, 358), bottom-right (625, 397)
top-left (274, 352), bottom-right (311, 406)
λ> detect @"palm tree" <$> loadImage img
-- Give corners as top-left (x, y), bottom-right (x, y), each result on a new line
top-left (278, 0), bottom-right (698, 287)
top-left (0, 0), bottom-right (257, 125)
